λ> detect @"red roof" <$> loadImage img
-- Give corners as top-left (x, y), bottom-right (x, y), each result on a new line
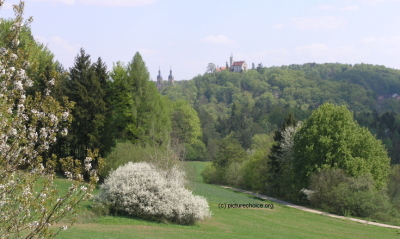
top-left (232, 61), bottom-right (245, 66)
top-left (216, 67), bottom-right (227, 72)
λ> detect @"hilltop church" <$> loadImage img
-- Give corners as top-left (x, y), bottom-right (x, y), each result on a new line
top-left (216, 54), bottom-right (248, 73)
top-left (156, 67), bottom-right (174, 91)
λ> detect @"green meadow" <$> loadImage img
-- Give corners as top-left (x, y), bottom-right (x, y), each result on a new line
top-left (55, 161), bottom-right (400, 238)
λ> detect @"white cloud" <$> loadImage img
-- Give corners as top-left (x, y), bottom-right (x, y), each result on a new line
top-left (273, 24), bottom-right (285, 29)
top-left (78, 0), bottom-right (155, 7)
top-left (35, 35), bottom-right (80, 69)
top-left (340, 5), bottom-right (359, 11)
top-left (253, 48), bottom-right (289, 59)
top-left (291, 16), bottom-right (345, 30)
top-left (295, 43), bottom-right (330, 57)
top-left (201, 35), bottom-right (235, 44)
top-left (361, 35), bottom-right (400, 56)
top-left (317, 4), bottom-right (336, 10)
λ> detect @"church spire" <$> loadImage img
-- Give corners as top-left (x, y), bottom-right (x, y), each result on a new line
top-left (168, 66), bottom-right (174, 85)
top-left (157, 67), bottom-right (163, 84)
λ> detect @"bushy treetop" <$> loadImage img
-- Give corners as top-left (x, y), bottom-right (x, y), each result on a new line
top-left (293, 103), bottom-right (390, 189)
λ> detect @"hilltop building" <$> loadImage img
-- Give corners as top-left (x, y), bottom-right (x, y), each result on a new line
top-left (230, 54), bottom-right (247, 72)
top-left (168, 68), bottom-right (174, 84)
top-left (214, 55), bottom-right (248, 73)
top-left (156, 67), bottom-right (174, 91)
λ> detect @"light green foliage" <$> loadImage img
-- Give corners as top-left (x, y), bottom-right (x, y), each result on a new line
top-left (100, 142), bottom-right (181, 179)
top-left (388, 165), bottom-right (400, 209)
top-left (109, 53), bottom-right (171, 145)
top-left (171, 100), bottom-right (206, 160)
top-left (171, 100), bottom-right (202, 144)
top-left (293, 103), bottom-right (391, 190)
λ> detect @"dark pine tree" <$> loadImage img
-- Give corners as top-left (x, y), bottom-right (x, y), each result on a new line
top-left (92, 57), bottom-right (115, 155)
top-left (67, 48), bottom-right (107, 159)
top-left (267, 113), bottom-right (297, 195)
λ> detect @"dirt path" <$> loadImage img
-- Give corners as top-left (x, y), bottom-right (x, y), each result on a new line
top-left (220, 185), bottom-right (400, 230)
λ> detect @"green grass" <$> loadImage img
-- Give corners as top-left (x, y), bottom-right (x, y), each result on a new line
top-left (55, 161), bottom-right (400, 239)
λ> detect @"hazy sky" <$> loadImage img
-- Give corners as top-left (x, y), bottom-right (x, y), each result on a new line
top-left (1, 0), bottom-right (400, 81)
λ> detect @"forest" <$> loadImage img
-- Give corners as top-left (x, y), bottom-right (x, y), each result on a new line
top-left (2, 3), bottom-right (400, 236)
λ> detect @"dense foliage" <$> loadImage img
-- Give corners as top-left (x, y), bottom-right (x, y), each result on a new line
top-left (293, 103), bottom-right (390, 191)
top-left (306, 169), bottom-right (396, 221)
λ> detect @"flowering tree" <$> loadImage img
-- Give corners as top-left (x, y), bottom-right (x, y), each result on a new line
top-left (0, 1), bottom-right (102, 238)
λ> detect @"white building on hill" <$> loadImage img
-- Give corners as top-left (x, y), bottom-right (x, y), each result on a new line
top-left (229, 54), bottom-right (247, 72)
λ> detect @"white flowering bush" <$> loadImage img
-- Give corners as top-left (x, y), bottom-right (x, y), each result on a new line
top-left (97, 162), bottom-right (211, 225)
top-left (0, 1), bottom-right (103, 238)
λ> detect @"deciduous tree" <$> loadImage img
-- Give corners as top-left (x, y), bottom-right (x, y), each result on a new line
top-left (293, 103), bottom-right (390, 191)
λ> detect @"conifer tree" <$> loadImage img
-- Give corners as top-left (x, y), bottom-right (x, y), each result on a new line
top-left (266, 113), bottom-right (297, 195)
top-left (93, 57), bottom-right (115, 154)
top-left (110, 53), bottom-right (171, 145)
top-left (67, 48), bottom-right (107, 159)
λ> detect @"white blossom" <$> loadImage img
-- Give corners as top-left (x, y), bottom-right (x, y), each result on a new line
top-left (14, 80), bottom-right (23, 90)
top-left (84, 163), bottom-right (92, 171)
top-left (9, 128), bottom-right (17, 136)
top-left (49, 114), bottom-right (58, 124)
top-left (97, 162), bottom-right (211, 224)
top-left (40, 127), bottom-right (48, 138)
top-left (25, 79), bottom-right (33, 87)
top-left (61, 128), bottom-right (68, 136)
top-left (49, 78), bottom-right (55, 86)
top-left (12, 39), bottom-right (20, 47)
top-left (0, 47), bottom-right (7, 55)
top-left (62, 112), bottom-right (69, 121)
top-left (10, 53), bottom-right (18, 60)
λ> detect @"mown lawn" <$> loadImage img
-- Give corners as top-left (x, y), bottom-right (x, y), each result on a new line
top-left (55, 161), bottom-right (400, 238)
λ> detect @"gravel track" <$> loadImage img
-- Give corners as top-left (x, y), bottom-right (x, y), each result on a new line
top-left (220, 185), bottom-right (400, 230)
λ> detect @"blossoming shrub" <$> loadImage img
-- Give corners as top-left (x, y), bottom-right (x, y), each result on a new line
top-left (97, 162), bottom-right (211, 225)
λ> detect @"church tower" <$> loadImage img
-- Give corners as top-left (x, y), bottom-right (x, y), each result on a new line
top-left (157, 67), bottom-right (163, 90)
top-left (168, 67), bottom-right (174, 85)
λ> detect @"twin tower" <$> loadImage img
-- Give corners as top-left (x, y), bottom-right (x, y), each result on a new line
top-left (156, 67), bottom-right (174, 90)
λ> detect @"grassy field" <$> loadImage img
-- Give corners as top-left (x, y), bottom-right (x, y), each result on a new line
top-left (55, 161), bottom-right (400, 238)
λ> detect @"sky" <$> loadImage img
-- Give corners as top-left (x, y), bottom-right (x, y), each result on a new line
top-left (1, 0), bottom-right (400, 81)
